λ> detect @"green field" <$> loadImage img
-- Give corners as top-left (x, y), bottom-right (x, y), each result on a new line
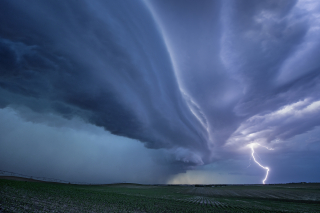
top-left (1, 178), bottom-right (320, 212)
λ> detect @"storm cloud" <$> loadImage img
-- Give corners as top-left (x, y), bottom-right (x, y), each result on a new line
top-left (0, 0), bottom-right (209, 166)
top-left (1, 0), bottom-right (320, 183)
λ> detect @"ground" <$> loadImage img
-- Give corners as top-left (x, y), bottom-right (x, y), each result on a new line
top-left (0, 177), bottom-right (320, 212)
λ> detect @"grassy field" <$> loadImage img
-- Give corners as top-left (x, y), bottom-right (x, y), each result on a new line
top-left (1, 177), bottom-right (320, 212)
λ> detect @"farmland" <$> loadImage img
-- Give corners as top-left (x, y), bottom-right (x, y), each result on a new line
top-left (1, 178), bottom-right (320, 212)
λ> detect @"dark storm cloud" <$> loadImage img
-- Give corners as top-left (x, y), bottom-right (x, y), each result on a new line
top-left (147, 0), bottom-right (320, 153)
top-left (0, 0), bottom-right (209, 166)
top-left (1, 0), bottom-right (320, 182)
top-left (219, 0), bottom-right (320, 150)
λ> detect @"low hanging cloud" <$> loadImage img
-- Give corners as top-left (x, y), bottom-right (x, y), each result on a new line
top-left (1, 0), bottom-right (320, 183)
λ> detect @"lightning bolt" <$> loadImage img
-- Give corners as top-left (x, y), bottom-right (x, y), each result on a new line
top-left (249, 143), bottom-right (273, 184)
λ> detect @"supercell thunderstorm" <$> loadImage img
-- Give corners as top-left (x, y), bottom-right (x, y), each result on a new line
top-left (1, 0), bottom-right (320, 183)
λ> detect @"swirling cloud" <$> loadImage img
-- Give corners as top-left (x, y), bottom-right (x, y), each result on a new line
top-left (1, 0), bottom-right (320, 183)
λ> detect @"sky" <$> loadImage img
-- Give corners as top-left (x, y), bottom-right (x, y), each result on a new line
top-left (1, 0), bottom-right (320, 184)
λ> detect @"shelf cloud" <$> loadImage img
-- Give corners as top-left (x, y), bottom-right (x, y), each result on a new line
top-left (1, 0), bottom-right (320, 183)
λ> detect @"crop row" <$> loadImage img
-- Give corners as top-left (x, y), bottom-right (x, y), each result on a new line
top-left (186, 187), bottom-right (320, 211)
top-left (184, 186), bottom-right (320, 201)
top-left (176, 196), bottom-right (281, 213)
top-left (2, 179), bottom-right (320, 212)
top-left (0, 180), bottom-right (238, 212)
